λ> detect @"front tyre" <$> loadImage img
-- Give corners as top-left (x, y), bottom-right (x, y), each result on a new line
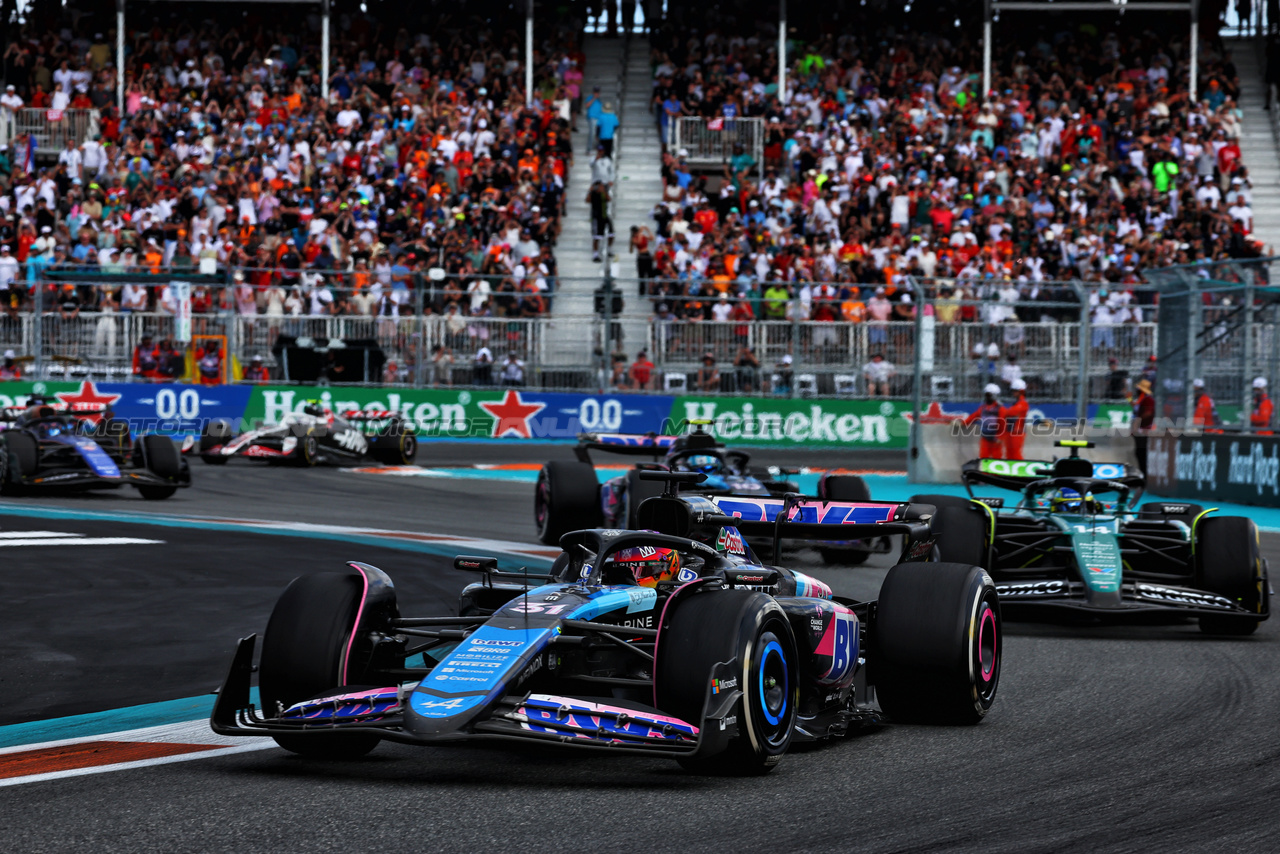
top-left (297, 434), bottom-right (319, 467)
top-left (872, 562), bottom-right (1001, 724)
top-left (137, 435), bottom-right (181, 500)
top-left (259, 571), bottom-right (382, 758)
top-left (1197, 516), bottom-right (1268, 635)
top-left (656, 589), bottom-right (798, 775)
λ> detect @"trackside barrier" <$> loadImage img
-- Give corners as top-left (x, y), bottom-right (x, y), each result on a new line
top-left (0, 380), bottom-right (1138, 451)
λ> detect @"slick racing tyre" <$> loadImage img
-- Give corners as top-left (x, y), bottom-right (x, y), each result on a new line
top-left (909, 493), bottom-right (974, 514)
top-left (200, 419), bottom-right (233, 465)
top-left (817, 474), bottom-right (874, 565)
top-left (819, 474), bottom-right (871, 502)
top-left (294, 432), bottom-right (320, 467)
top-left (1, 431), bottom-right (36, 494)
top-left (656, 589), bottom-right (798, 775)
top-left (1196, 516), bottom-right (1268, 636)
top-left (534, 461), bottom-right (601, 545)
top-left (872, 562), bottom-right (1001, 725)
top-left (371, 428), bottom-right (417, 465)
top-left (624, 469), bottom-right (665, 530)
top-left (929, 505), bottom-right (990, 568)
top-left (259, 571), bottom-right (383, 759)
top-left (136, 435), bottom-right (181, 500)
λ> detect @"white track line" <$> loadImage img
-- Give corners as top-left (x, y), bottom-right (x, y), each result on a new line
top-left (0, 537), bottom-right (163, 547)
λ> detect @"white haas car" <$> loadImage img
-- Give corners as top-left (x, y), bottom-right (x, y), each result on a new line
top-left (197, 402), bottom-right (417, 467)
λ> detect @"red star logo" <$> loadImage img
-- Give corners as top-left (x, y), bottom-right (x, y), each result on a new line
top-left (900, 401), bottom-right (969, 425)
top-left (54, 381), bottom-right (122, 423)
top-left (478, 390), bottom-right (546, 439)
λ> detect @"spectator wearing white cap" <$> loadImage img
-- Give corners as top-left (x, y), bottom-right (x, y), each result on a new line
top-left (0, 244), bottom-right (18, 293)
top-left (0, 85), bottom-right (22, 129)
top-left (1191, 378), bottom-right (1220, 430)
top-left (1251, 377), bottom-right (1273, 434)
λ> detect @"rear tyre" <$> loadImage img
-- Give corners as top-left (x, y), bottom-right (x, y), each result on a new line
top-left (930, 504), bottom-right (990, 568)
top-left (624, 469), bottom-right (666, 529)
top-left (1196, 516), bottom-right (1267, 636)
top-left (873, 562), bottom-right (1001, 724)
top-left (259, 571), bottom-right (382, 758)
top-left (657, 589), bottom-right (798, 775)
top-left (371, 426), bottom-right (417, 465)
top-left (534, 461), bottom-right (601, 545)
top-left (819, 474), bottom-right (871, 502)
top-left (2, 431), bottom-right (37, 494)
top-left (909, 493), bottom-right (975, 514)
top-left (815, 475), bottom-right (875, 565)
top-left (137, 435), bottom-right (180, 500)
top-left (200, 419), bottom-right (232, 465)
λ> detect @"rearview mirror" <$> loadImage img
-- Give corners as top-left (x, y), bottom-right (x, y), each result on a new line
top-left (454, 555), bottom-right (498, 573)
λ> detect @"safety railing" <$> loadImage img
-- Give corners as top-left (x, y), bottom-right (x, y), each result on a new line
top-left (671, 116), bottom-right (764, 180)
top-left (0, 108), bottom-right (100, 154)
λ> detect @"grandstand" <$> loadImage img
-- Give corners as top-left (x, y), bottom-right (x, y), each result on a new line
top-left (0, 0), bottom-right (1275, 409)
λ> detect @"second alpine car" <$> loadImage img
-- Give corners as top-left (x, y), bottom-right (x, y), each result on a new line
top-left (533, 423), bottom-right (870, 545)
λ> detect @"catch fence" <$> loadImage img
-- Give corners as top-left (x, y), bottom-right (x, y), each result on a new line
top-left (5, 264), bottom-right (1279, 412)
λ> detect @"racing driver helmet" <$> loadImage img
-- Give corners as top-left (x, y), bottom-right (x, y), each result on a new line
top-left (1049, 487), bottom-right (1097, 513)
top-left (682, 453), bottom-right (723, 475)
top-left (302, 400), bottom-right (326, 418)
top-left (602, 546), bottom-right (683, 588)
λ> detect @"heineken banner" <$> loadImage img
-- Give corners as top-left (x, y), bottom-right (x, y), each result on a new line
top-left (1147, 432), bottom-right (1280, 507)
top-left (242, 387), bottom-right (675, 440)
top-left (0, 381), bottom-right (1144, 450)
top-left (668, 397), bottom-right (911, 448)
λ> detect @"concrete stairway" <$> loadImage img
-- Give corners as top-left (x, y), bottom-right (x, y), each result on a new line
top-left (544, 36), bottom-right (621, 367)
top-left (609, 38), bottom-right (664, 362)
top-left (1233, 44), bottom-right (1280, 255)
top-left (544, 36), bottom-right (663, 367)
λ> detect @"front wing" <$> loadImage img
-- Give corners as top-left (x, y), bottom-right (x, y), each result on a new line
top-left (993, 577), bottom-right (1269, 622)
top-left (211, 634), bottom-right (736, 758)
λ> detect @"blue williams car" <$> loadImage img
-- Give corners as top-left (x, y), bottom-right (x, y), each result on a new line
top-left (533, 422), bottom-right (872, 548)
top-left (212, 476), bottom-right (1000, 774)
top-left (0, 400), bottom-right (190, 500)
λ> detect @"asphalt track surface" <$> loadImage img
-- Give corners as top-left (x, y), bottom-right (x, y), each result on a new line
top-left (2, 444), bottom-right (1279, 852)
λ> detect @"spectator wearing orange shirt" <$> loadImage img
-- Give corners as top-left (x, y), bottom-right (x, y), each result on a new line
top-left (1251, 377), bottom-right (1273, 434)
top-left (628, 350), bottom-right (654, 390)
top-left (1002, 378), bottom-right (1029, 460)
top-left (1191, 378), bottom-right (1221, 431)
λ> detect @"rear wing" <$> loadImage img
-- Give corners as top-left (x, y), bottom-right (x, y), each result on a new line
top-left (701, 495), bottom-right (934, 563)
top-left (574, 432), bottom-right (681, 464)
top-left (0, 401), bottom-right (109, 421)
top-left (960, 458), bottom-right (1143, 494)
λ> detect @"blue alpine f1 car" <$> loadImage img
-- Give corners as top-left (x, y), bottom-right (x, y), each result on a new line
top-left (533, 422), bottom-right (872, 548)
top-left (212, 474), bottom-right (1001, 773)
top-left (0, 400), bottom-right (190, 500)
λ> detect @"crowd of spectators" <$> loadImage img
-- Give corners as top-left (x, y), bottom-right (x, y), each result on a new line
top-left (637, 11), bottom-right (1264, 349)
top-left (0, 4), bottom-right (593, 329)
